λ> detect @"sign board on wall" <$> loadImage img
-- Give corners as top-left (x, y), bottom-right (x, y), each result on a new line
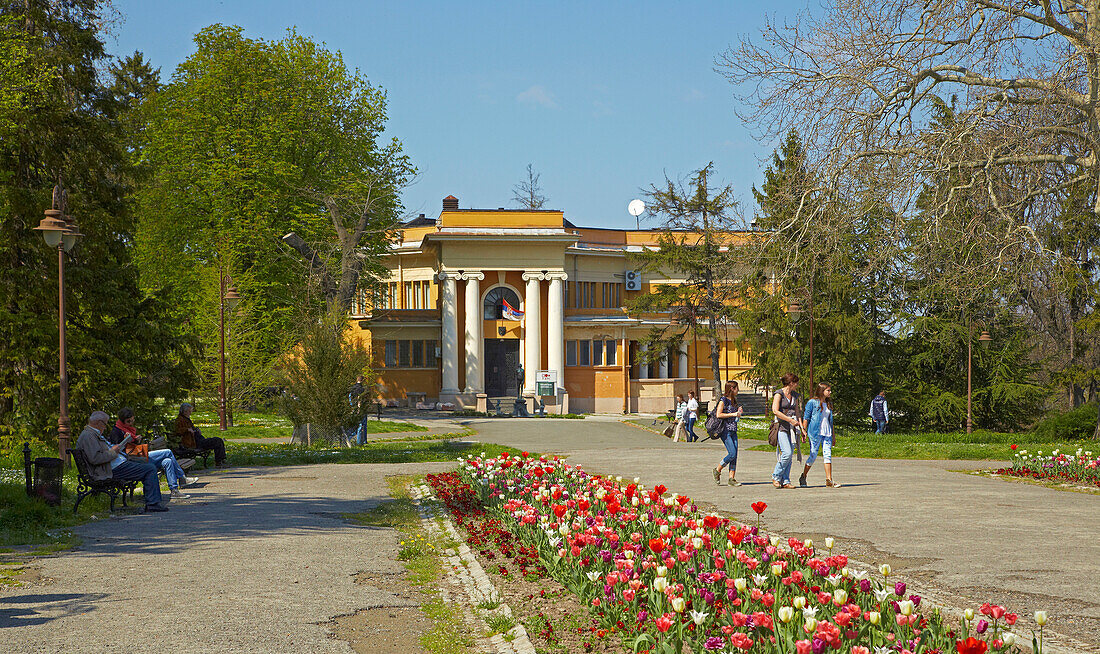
top-left (536, 370), bottom-right (556, 396)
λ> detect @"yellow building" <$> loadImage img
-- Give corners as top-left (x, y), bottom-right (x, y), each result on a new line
top-left (352, 196), bottom-right (755, 413)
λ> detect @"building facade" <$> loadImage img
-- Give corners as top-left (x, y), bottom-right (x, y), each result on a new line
top-left (353, 196), bottom-right (754, 413)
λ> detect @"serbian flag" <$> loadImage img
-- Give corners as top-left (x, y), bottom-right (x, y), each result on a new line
top-left (502, 298), bottom-right (524, 321)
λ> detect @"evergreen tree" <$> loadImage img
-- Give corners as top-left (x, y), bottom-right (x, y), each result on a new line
top-left (627, 163), bottom-right (739, 391)
top-left (0, 0), bottom-right (195, 447)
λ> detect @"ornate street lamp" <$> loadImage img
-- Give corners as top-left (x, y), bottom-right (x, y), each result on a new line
top-left (33, 183), bottom-right (82, 462)
top-left (966, 325), bottom-right (994, 434)
top-left (219, 282), bottom-right (242, 431)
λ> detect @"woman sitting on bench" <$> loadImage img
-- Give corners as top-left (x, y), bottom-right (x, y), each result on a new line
top-left (174, 403), bottom-right (227, 466)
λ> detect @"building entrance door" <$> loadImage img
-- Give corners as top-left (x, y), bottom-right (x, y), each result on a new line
top-left (484, 339), bottom-right (521, 396)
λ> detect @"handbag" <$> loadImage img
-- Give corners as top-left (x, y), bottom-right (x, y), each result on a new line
top-left (768, 419), bottom-right (780, 447)
top-left (662, 423), bottom-right (675, 438)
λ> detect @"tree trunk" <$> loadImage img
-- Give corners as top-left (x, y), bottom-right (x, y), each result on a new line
top-left (1094, 401), bottom-right (1100, 440)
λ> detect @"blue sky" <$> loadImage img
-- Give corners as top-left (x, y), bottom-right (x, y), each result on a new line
top-left (107, 1), bottom-right (807, 229)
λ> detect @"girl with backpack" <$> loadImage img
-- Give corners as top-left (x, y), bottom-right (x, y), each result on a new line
top-left (799, 382), bottom-right (841, 488)
top-left (711, 381), bottom-right (744, 486)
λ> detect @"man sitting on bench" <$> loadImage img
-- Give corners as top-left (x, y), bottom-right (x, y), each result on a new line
top-left (76, 411), bottom-right (169, 513)
top-left (174, 403), bottom-right (227, 466)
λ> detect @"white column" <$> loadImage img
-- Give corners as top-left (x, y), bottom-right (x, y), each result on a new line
top-left (439, 272), bottom-right (459, 394)
top-left (546, 273), bottom-right (566, 392)
top-left (678, 343), bottom-right (688, 378)
top-left (638, 342), bottom-right (649, 380)
top-left (657, 349), bottom-right (669, 378)
top-left (522, 272), bottom-right (543, 394)
top-left (463, 272), bottom-right (484, 393)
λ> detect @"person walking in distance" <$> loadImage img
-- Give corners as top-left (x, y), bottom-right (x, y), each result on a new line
top-left (798, 382), bottom-right (841, 488)
top-left (771, 373), bottom-right (804, 489)
top-left (711, 381), bottom-right (744, 486)
top-left (869, 389), bottom-right (889, 434)
top-left (685, 390), bottom-right (699, 443)
top-left (671, 394), bottom-right (688, 443)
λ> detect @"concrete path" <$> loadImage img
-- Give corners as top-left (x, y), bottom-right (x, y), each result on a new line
top-left (465, 418), bottom-right (1100, 650)
top-left (0, 462), bottom-right (453, 654)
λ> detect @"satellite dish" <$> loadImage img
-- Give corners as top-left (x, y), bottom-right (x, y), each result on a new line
top-left (628, 199), bottom-right (645, 217)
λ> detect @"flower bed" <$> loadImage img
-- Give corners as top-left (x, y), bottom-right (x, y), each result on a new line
top-left (997, 446), bottom-right (1100, 488)
top-left (447, 451), bottom-right (1050, 654)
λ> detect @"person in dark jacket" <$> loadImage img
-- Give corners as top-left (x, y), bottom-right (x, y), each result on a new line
top-left (869, 390), bottom-right (889, 433)
top-left (173, 403), bottom-right (227, 465)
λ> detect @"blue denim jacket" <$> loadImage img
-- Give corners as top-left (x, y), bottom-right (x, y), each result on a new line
top-left (803, 399), bottom-right (832, 439)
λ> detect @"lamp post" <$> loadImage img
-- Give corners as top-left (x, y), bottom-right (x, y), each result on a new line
top-left (33, 183), bottom-right (82, 462)
top-left (966, 321), bottom-right (993, 434)
top-left (219, 278), bottom-right (242, 431)
top-left (787, 296), bottom-right (814, 389)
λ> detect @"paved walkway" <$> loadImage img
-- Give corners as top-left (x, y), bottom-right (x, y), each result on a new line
top-left (465, 418), bottom-right (1100, 651)
top-left (0, 462), bottom-right (452, 653)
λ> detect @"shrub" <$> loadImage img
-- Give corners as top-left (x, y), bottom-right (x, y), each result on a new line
top-left (1032, 402), bottom-right (1099, 440)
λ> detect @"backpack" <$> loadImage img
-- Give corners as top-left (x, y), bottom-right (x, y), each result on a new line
top-left (704, 398), bottom-right (725, 435)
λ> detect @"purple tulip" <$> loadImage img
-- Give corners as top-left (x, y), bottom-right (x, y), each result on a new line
top-left (704, 636), bottom-right (724, 650)
top-left (909, 594), bottom-right (921, 607)
top-left (637, 610), bottom-right (648, 623)
top-left (894, 582), bottom-right (906, 596)
top-left (976, 619), bottom-right (989, 634)
top-left (704, 590), bottom-right (716, 605)
top-left (859, 579), bottom-right (871, 593)
top-left (812, 637), bottom-right (826, 654)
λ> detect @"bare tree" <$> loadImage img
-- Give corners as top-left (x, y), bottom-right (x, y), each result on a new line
top-left (718, 0), bottom-right (1100, 436)
top-left (715, 1), bottom-right (1097, 286)
top-left (282, 157), bottom-right (410, 314)
top-left (512, 163), bottom-right (548, 209)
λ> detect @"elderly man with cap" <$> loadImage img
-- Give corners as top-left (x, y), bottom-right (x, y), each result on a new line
top-left (76, 411), bottom-right (169, 513)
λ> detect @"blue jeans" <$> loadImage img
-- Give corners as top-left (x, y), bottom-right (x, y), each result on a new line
top-left (147, 449), bottom-right (185, 489)
top-left (717, 430), bottom-right (738, 471)
top-left (772, 430), bottom-right (794, 485)
top-left (805, 433), bottom-right (833, 467)
top-left (355, 415), bottom-right (371, 445)
top-left (685, 416), bottom-right (697, 442)
top-left (873, 419), bottom-right (887, 433)
top-left (112, 459), bottom-right (163, 507)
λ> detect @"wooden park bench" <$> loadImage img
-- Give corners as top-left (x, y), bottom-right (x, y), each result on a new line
top-left (68, 448), bottom-right (138, 513)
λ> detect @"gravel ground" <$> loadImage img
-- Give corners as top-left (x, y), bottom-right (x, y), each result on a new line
top-left (0, 462), bottom-right (453, 654)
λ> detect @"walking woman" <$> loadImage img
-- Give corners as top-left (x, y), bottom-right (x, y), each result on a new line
top-left (799, 383), bottom-right (841, 487)
top-left (685, 390), bottom-right (699, 443)
top-left (711, 381), bottom-right (744, 486)
top-left (771, 373), bottom-right (804, 489)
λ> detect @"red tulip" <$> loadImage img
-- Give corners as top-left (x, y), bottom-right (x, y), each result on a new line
top-left (956, 637), bottom-right (988, 654)
top-left (552, 504), bottom-right (566, 518)
top-left (1010, 444), bottom-right (1018, 450)
top-left (654, 484), bottom-right (668, 495)
top-left (751, 502), bottom-right (767, 515)
top-left (703, 515), bottom-right (720, 530)
top-left (649, 538), bottom-right (666, 553)
top-left (655, 615), bottom-right (673, 632)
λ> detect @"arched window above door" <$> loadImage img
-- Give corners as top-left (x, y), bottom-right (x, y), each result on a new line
top-left (483, 286), bottom-right (521, 320)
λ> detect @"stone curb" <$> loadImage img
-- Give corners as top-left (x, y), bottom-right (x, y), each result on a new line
top-left (410, 483), bottom-right (537, 654)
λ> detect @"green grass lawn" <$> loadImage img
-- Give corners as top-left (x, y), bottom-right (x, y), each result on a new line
top-left (190, 409), bottom-right (428, 440)
top-left (225, 438), bottom-right (521, 466)
top-left (742, 423), bottom-right (1084, 460)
